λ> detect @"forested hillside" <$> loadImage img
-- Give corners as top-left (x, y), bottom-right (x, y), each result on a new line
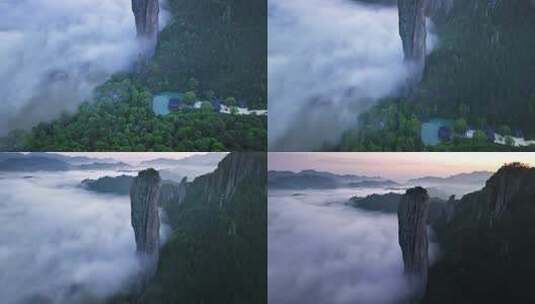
top-left (8, 77), bottom-right (265, 151)
top-left (140, 0), bottom-right (267, 106)
top-left (0, 0), bottom-right (267, 151)
top-left (417, 0), bottom-right (535, 135)
top-left (424, 163), bottom-right (535, 302)
top-left (144, 153), bottom-right (266, 303)
top-left (342, 0), bottom-right (535, 151)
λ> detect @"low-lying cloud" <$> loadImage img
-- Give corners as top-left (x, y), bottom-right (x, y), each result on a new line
top-left (0, 171), bottom-right (167, 304)
top-left (0, 0), bottom-right (167, 135)
top-left (268, 189), bottom-right (437, 304)
top-left (268, 0), bottom-right (435, 150)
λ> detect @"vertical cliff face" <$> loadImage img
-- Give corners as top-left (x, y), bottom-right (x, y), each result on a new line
top-left (132, 0), bottom-right (159, 52)
top-left (425, 0), bottom-right (453, 16)
top-left (424, 164), bottom-right (535, 302)
top-left (195, 152), bottom-right (265, 206)
top-left (130, 168), bottom-right (161, 277)
top-left (398, 186), bottom-right (430, 298)
top-left (159, 177), bottom-right (188, 207)
top-left (484, 164), bottom-right (531, 224)
top-left (398, 0), bottom-right (455, 83)
top-left (398, 0), bottom-right (428, 82)
top-left (139, 153), bottom-right (267, 303)
top-left (452, 163), bottom-right (535, 226)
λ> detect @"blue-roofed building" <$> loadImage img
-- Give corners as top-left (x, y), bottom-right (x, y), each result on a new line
top-left (421, 118), bottom-right (454, 146)
top-left (168, 98), bottom-right (181, 111)
top-left (438, 126), bottom-right (452, 142)
top-left (211, 98), bottom-right (222, 112)
top-left (238, 100), bottom-right (247, 108)
top-left (152, 92), bottom-right (184, 116)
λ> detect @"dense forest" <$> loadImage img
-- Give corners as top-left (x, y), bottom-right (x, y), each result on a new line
top-left (2, 77), bottom-right (266, 151)
top-left (0, 0), bottom-right (266, 151)
top-left (339, 98), bottom-right (534, 152)
top-left (342, 0), bottom-right (535, 151)
top-left (140, 0), bottom-right (267, 106)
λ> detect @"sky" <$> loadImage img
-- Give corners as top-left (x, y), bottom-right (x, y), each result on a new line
top-left (268, 152), bottom-right (535, 182)
top-left (57, 152), bottom-right (208, 165)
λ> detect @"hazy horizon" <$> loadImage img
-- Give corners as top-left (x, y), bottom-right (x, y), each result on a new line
top-left (269, 153), bottom-right (535, 182)
top-left (21, 152), bottom-right (215, 165)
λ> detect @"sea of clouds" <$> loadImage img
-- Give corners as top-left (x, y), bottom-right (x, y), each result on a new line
top-left (0, 170), bottom-right (169, 304)
top-left (268, 188), bottom-right (438, 304)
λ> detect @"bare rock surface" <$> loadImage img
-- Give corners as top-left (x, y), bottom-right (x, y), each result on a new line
top-left (132, 0), bottom-right (159, 53)
top-left (398, 186), bottom-right (430, 299)
top-left (398, 0), bottom-right (428, 82)
top-left (130, 168), bottom-right (161, 278)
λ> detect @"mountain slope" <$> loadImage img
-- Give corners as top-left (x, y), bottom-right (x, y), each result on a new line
top-left (0, 157), bottom-right (71, 172)
top-left (140, 0), bottom-right (267, 105)
top-left (408, 171), bottom-right (492, 184)
top-left (268, 170), bottom-right (396, 189)
top-left (415, 0), bottom-right (535, 137)
top-left (341, 0), bottom-right (535, 151)
top-left (424, 163), bottom-right (535, 302)
top-left (139, 152), bottom-right (266, 303)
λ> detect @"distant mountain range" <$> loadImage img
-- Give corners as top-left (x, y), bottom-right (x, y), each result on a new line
top-left (0, 153), bottom-right (129, 172)
top-left (268, 170), bottom-right (398, 189)
top-left (77, 162), bottom-right (131, 170)
top-left (268, 169), bottom-right (491, 195)
top-left (408, 171), bottom-right (493, 185)
top-left (0, 152), bottom-right (229, 173)
top-left (24, 152), bottom-right (118, 165)
top-left (0, 156), bottom-right (71, 172)
top-left (140, 153), bottom-right (227, 167)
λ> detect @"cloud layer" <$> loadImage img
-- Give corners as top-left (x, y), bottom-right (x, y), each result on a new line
top-left (0, 171), bottom-right (167, 303)
top-left (0, 0), bottom-right (167, 134)
top-left (268, 188), bottom-right (437, 304)
top-left (268, 0), bottom-right (434, 150)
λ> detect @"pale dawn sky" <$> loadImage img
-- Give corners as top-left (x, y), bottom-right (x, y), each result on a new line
top-left (268, 153), bottom-right (535, 182)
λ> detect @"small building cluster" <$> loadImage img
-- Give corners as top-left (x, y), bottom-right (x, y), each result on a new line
top-left (151, 92), bottom-right (267, 117)
top-left (421, 117), bottom-right (534, 147)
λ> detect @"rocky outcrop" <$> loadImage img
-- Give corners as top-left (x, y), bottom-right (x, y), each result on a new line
top-left (484, 163), bottom-right (532, 224)
top-left (81, 175), bottom-right (134, 195)
top-left (398, 0), bottom-right (454, 83)
top-left (398, 187), bottom-right (430, 299)
top-left (195, 152), bottom-right (265, 207)
top-left (423, 164), bottom-right (535, 302)
top-left (132, 0), bottom-right (159, 52)
top-left (138, 152), bottom-right (267, 302)
top-left (398, 0), bottom-right (428, 82)
top-left (425, 0), bottom-right (453, 16)
top-left (130, 168), bottom-right (161, 278)
top-left (350, 192), bottom-right (450, 225)
top-left (453, 163), bottom-right (535, 226)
